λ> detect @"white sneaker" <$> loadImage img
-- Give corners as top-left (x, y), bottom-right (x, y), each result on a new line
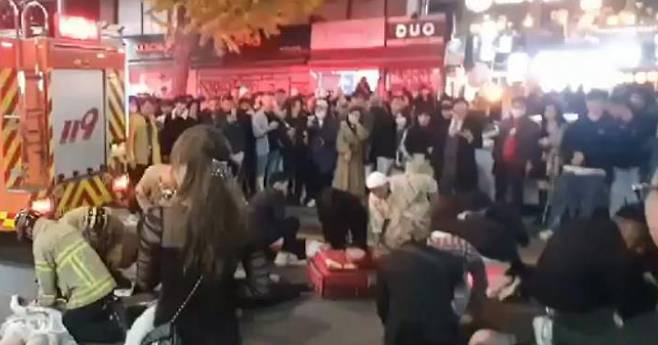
top-left (306, 240), bottom-right (325, 258)
top-left (234, 266), bottom-right (246, 279)
top-left (124, 214), bottom-right (140, 227)
top-left (497, 276), bottom-right (521, 301)
top-left (287, 254), bottom-right (307, 266)
top-left (533, 316), bottom-right (554, 345)
top-left (274, 252), bottom-right (289, 267)
top-left (306, 199), bottom-right (316, 208)
top-left (539, 229), bottom-right (554, 241)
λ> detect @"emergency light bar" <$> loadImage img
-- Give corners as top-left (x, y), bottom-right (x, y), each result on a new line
top-left (56, 15), bottom-right (99, 41)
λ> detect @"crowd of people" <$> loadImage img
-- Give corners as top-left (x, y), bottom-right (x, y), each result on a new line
top-left (124, 78), bottom-right (658, 227)
top-left (3, 78), bottom-right (658, 345)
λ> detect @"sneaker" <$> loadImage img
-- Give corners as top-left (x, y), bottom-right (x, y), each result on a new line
top-left (124, 214), bottom-right (140, 227)
top-left (287, 254), bottom-right (307, 266)
top-left (234, 266), bottom-right (246, 279)
top-left (539, 229), bottom-right (554, 241)
top-left (306, 199), bottom-right (316, 208)
top-left (497, 276), bottom-right (522, 301)
top-left (274, 252), bottom-right (290, 267)
top-left (533, 316), bottom-right (554, 345)
top-left (306, 240), bottom-right (325, 258)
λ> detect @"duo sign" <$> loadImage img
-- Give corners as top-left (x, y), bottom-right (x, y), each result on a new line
top-left (386, 15), bottom-right (446, 46)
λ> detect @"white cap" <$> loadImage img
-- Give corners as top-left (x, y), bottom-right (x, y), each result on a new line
top-left (366, 172), bottom-right (388, 189)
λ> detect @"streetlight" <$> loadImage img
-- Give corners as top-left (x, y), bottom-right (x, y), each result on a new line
top-left (580, 0), bottom-right (602, 11)
top-left (466, 0), bottom-right (494, 13)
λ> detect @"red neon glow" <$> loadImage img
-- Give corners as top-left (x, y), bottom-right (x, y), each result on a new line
top-left (58, 16), bottom-right (98, 40)
top-left (112, 174), bottom-right (130, 193)
top-left (31, 198), bottom-right (53, 215)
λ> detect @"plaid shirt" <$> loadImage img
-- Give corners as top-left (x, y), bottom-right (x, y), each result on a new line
top-left (428, 231), bottom-right (482, 265)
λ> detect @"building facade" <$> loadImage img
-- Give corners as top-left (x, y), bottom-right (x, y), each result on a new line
top-left (115, 0), bottom-right (452, 97)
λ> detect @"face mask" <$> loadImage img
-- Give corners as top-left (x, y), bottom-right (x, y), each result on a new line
top-left (395, 116), bottom-right (407, 128)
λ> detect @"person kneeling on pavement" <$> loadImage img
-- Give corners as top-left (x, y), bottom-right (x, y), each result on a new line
top-left (59, 206), bottom-right (137, 286)
top-left (247, 172), bottom-right (309, 266)
top-left (367, 171), bottom-right (438, 251)
top-left (377, 242), bottom-right (518, 345)
top-left (14, 209), bottom-right (124, 344)
top-left (316, 187), bottom-right (368, 251)
top-left (137, 171), bottom-right (308, 309)
top-left (528, 204), bottom-right (658, 345)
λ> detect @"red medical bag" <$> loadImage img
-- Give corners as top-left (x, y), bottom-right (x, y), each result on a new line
top-left (307, 250), bottom-right (376, 299)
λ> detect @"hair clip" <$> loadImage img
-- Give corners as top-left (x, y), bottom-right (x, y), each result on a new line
top-left (210, 158), bottom-right (232, 179)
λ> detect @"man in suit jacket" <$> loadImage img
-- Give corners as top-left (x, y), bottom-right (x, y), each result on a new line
top-left (432, 98), bottom-right (483, 195)
top-left (493, 97), bottom-right (542, 211)
top-left (377, 243), bottom-right (468, 345)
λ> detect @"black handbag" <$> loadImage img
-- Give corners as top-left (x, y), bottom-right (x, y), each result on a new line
top-left (140, 276), bottom-right (203, 345)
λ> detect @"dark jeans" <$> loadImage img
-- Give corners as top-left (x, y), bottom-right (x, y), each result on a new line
top-left (288, 153), bottom-right (309, 204)
top-left (280, 217), bottom-right (306, 259)
top-left (495, 163), bottom-right (525, 212)
top-left (243, 150), bottom-right (257, 198)
top-left (548, 172), bottom-right (610, 230)
top-left (317, 203), bottom-right (368, 250)
top-left (62, 295), bottom-right (123, 343)
top-left (128, 164), bottom-right (148, 213)
top-left (308, 168), bottom-right (334, 202)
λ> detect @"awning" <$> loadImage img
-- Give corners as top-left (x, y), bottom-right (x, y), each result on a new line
top-left (309, 44), bottom-right (443, 69)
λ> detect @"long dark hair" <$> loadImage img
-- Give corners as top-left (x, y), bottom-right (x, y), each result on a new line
top-left (170, 125), bottom-right (250, 277)
top-left (543, 101), bottom-right (565, 125)
top-left (286, 96), bottom-right (304, 119)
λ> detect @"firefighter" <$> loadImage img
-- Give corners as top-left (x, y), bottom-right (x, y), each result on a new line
top-left (14, 209), bottom-right (124, 343)
top-left (59, 206), bottom-right (138, 275)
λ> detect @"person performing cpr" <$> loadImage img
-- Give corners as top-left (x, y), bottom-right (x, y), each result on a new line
top-left (14, 209), bottom-right (124, 344)
top-left (367, 171), bottom-right (438, 251)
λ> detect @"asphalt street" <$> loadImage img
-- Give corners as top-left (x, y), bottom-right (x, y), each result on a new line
top-left (0, 208), bottom-right (545, 345)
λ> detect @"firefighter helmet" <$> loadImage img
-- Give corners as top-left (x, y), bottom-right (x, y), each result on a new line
top-left (14, 209), bottom-right (42, 241)
top-left (83, 207), bottom-right (109, 232)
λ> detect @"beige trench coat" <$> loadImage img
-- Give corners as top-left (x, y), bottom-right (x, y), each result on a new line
top-left (369, 172), bottom-right (438, 249)
top-left (333, 121), bottom-right (369, 198)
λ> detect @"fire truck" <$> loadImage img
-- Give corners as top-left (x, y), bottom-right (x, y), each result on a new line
top-left (0, 2), bottom-right (129, 231)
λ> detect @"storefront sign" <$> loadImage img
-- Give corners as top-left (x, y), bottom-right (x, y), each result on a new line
top-left (311, 18), bottom-right (386, 50)
top-left (386, 15), bottom-right (446, 47)
top-left (125, 35), bottom-right (171, 62)
top-left (136, 42), bottom-right (167, 54)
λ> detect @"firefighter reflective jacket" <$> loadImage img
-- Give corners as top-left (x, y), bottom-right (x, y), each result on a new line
top-left (32, 218), bottom-right (116, 309)
top-left (59, 207), bottom-right (126, 270)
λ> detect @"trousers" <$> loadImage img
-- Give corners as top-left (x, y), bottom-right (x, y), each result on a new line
top-left (609, 167), bottom-right (640, 217)
top-left (62, 295), bottom-right (123, 343)
top-left (548, 172), bottom-right (609, 230)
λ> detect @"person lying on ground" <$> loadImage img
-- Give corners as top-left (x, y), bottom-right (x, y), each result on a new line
top-left (428, 231), bottom-right (488, 320)
top-left (431, 193), bottom-right (529, 300)
top-left (527, 204), bottom-right (658, 344)
top-left (432, 191), bottom-right (529, 248)
top-left (14, 209), bottom-right (124, 344)
top-left (0, 295), bottom-right (76, 345)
